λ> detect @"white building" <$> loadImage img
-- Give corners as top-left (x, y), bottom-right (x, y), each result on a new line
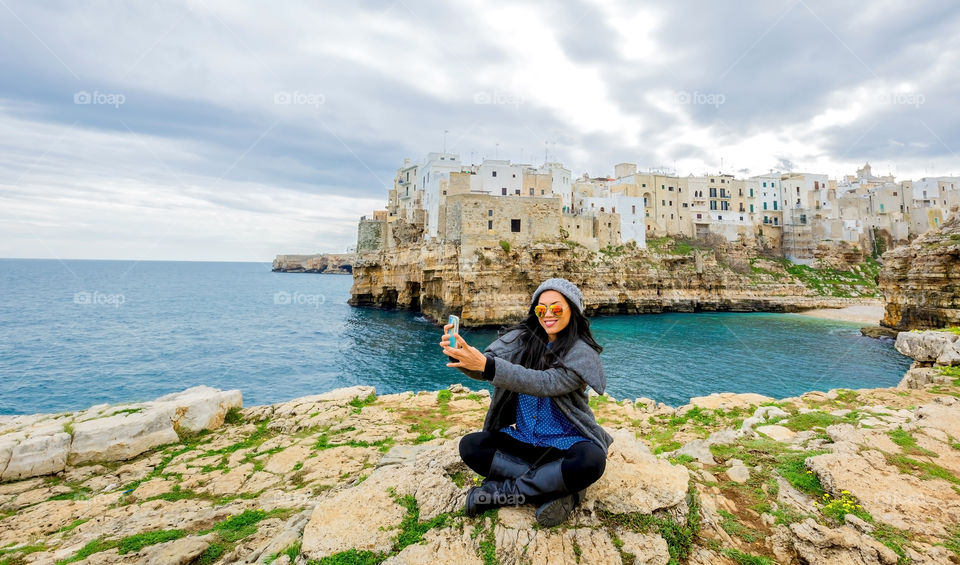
top-left (419, 152), bottom-right (462, 239)
top-left (574, 194), bottom-right (646, 245)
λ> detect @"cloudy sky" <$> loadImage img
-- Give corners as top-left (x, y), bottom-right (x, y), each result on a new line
top-left (1, 0), bottom-right (958, 261)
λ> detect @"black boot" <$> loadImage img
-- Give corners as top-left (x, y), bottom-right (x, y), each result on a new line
top-left (487, 451), bottom-right (533, 481)
top-left (465, 460), bottom-right (571, 518)
top-left (535, 489), bottom-right (585, 527)
top-left (464, 451), bottom-right (534, 517)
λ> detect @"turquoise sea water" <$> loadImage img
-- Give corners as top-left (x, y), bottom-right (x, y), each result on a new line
top-left (0, 259), bottom-right (912, 415)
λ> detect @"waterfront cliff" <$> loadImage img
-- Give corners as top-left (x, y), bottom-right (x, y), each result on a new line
top-left (272, 253), bottom-right (354, 274)
top-left (2, 330), bottom-right (960, 563)
top-left (881, 210), bottom-right (960, 330)
top-left (349, 239), bottom-right (882, 326)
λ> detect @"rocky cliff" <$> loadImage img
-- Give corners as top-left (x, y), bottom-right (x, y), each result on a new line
top-left (880, 212), bottom-right (960, 330)
top-left (350, 239), bottom-right (882, 326)
top-left (272, 253), bottom-right (355, 274)
top-left (2, 332), bottom-right (960, 564)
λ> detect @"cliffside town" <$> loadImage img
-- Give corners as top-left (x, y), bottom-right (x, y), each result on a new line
top-left (349, 153), bottom-right (930, 324)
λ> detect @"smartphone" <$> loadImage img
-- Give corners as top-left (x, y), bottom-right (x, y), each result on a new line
top-left (448, 315), bottom-right (459, 347)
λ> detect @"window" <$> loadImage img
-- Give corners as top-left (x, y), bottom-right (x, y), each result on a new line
top-left (774, 217), bottom-right (778, 225)
top-left (739, 189), bottom-right (742, 196)
top-left (442, 190), bottom-right (447, 195)
top-left (773, 201), bottom-right (778, 210)
top-left (670, 214), bottom-right (674, 219)
top-left (632, 205), bottom-right (636, 214)
top-left (762, 182), bottom-right (767, 187)
top-left (669, 201), bottom-right (672, 206)
top-left (488, 209), bottom-right (493, 216)
top-left (710, 201), bottom-right (717, 210)
top-left (502, 188), bottom-right (507, 195)
top-left (682, 203), bottom-right (688, 207)
top-left (718, 215), bottom-right (722, 220)
top-left (740, 216), bottom-right (743, 221)
top-left (541, 190), bottom-right (545, 195)
top-left (764, 215), bottom-right (769, 223)
top-left (515, 189), bottom-right (520, 195)
top-left (488, 220), bottom-right (493, 230)
top-left (709, 187), bottom-right (717, 197)
top-left (893, 191), bottom-right (897, 196)
top-left (529, 188), bottom-right (534, 195)
top-left (721, 201), bottom-right (729, 211)
top-left (749, 189), bottom-right (754, 197)
top-left (662, 199), bottom-right (666, 206)
top-left (642, 183), bottom-right (646, 187)
top-left (750, 204), bottom-right (754, 213)
top-left (668, 186), bottom-right (674, 191)
top-left (661, 184), bottom-right (665, 189)
top-left (511, 219), bottom-right (521, 232)
top-left (492, 171), bottom-right (497, 177)
top-left (697, 213), bottom-right (702, 219)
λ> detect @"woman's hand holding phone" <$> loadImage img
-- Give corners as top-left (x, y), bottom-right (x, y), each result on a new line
top-left (440, 321), bottom-right (487, 372)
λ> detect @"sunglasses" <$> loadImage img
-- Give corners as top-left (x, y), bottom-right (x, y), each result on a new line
top-left (534, 304), bottom-right (564, 318)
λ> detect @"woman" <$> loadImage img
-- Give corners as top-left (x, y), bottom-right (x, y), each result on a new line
top-left (440, 278), bottom-right (612, 527)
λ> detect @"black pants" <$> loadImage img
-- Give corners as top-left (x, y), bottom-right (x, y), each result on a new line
top-left (459, 430), bottom-right (606, 494)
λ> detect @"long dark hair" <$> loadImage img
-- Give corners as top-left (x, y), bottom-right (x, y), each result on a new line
top-left (500, 301), bottom-right (602, 371)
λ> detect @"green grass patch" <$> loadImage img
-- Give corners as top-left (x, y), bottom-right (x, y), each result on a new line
top-left (117, 529), bottom-right (185, 554)
top-left (224, 406), bottom-right (243, 425)
top-left (723, 548), bottom-right (775, 565)
top-left (195, 542), bottom-right (228, 565)
top-left (348, 392), bottom-right (378, 414)
top-left (779, 411), bottom-right (848, 432)
top-left (717, 509), bottom-right (764, 542)
top-left (888, 427), bottom-right (938, 457)
top-left (56, 539), bottom-right (120, 564)
top-left (266, 541), bottom-right (301, 564)
top-left (56, 518), bottom-right (90, 533)
top-left (212, 509), bottom-right (271, 542)
top-left (884, 453), bottom-right (960, 485)
top-left (871, 523), bottom-right (913, 564)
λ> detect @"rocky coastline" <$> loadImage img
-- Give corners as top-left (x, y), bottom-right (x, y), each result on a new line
top-left (348, 240), bottom-right (883, 326)
top-left (271, 254), bottom-right (354, 275)
top-left (2, 331), bottom-right (960, 564)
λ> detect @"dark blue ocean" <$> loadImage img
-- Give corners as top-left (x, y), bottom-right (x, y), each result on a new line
top-left (0, 259), bottom-right (912, 415)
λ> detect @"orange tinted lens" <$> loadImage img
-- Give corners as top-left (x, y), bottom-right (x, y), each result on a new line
top-left (534, 305), bottom-right (547, 318)
top-left (549, 304), bottom-right (564, 316)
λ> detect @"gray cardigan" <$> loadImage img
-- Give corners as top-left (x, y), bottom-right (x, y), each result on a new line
top-left (457, 329), bottom-right (614, 455)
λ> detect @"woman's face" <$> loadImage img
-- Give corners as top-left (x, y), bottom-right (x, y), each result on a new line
top-left (536, 290), bottom-right (571, 342)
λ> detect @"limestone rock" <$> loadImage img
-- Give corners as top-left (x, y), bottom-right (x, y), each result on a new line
top-left (301, 441), bottom-right (464, 560)
top-left (615, 530), bottom-right (670, 565)
top-left (153, 386), bottom-right (243, 433)
top-left (755, 424), bottom-right (796, 442)
top-left (139, 533), bottom-right (214, 565)
top-left (381, 527), bottom-right (482, 565)
top-left (0, 432), bottom-right (70, 481)
top-left (789, 518), bottom-right (899, 564)
top-left (880, 213), bottom-right (960, 330)
top-left (688, 392), bottom-right (774, 411)
top-left (894, 330), bottom-right (958, 362)
top-left (806, 449), bottom-right (960, 536)
top-left (898, 367), bottom-right (949, 389)
top-left (68, 410), bottom-right (180, 465)
top-left (725, 459), bottom-right (750, 484)
top-left (587, 429), bottom-right (689, 514)
top-left (915, 397), bottom-right (960, 438)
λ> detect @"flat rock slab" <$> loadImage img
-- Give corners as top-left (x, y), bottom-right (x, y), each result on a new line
top-left (587, 429), bottom-right (689, 514)
top-left (806, 449), bottom-right (960, 536)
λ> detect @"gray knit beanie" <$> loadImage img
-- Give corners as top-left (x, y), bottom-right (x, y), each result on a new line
top-left (531, 278), bottom-right (584, 314)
